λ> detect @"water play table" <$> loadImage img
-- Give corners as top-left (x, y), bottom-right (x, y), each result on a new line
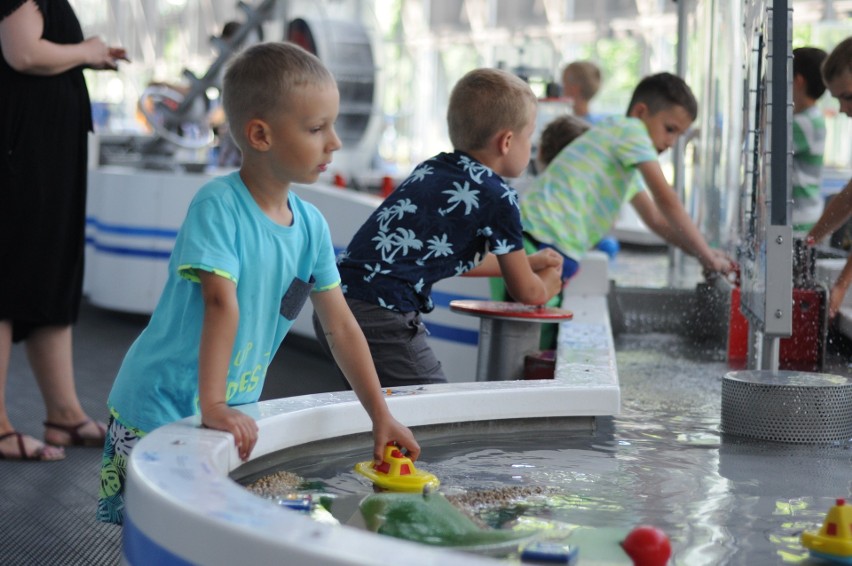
top-left (449, 300), bottom-right (574, 381)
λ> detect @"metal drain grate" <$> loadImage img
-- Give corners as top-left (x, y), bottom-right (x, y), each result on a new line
top-left (721, 370), bottom-right (852, 443)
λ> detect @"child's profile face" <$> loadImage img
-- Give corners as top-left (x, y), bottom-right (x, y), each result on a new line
top-left (267, 81), bottom-right (342, 184)
top-left (826, 70), bottom-right (852, 117)
top-left (638, 104), bottom-right (693, 154)
top-left (503, 104), bottom-right (537, 178)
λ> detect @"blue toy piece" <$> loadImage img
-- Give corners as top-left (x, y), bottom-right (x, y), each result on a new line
top-left (520, 541), bottom-right (579, 564)
top-left (595, 236), bottom-right (620, 259)
top-left (276, 495), bottom-right (313, 512)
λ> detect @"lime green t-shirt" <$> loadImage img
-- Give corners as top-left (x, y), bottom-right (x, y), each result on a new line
top-left (520, 115), bottom-right (658, 260)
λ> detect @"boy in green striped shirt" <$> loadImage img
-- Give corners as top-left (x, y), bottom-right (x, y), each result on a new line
top-left (791, 46), bottom-right (828, 233)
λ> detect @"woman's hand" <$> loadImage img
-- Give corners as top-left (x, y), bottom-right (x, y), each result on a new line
top-left (83, 37), bottom-right (128, 70)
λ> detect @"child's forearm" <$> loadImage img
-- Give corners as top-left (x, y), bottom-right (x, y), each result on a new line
top-left (835, 256), bottom-right (852, 296)
top-left (326, 321), bottom-right (390, 421)
top-left (198, 296), bottom-right (239, 416)
top-left (655, 200), bottom-right (712, 259)
top-left (809, 178), bottom-right (852, 243)
top-left (463, 253), bottom-right (500, 277)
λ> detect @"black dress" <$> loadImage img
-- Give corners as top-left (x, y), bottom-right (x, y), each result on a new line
top-left (0, 0), bottom-right (92, 342)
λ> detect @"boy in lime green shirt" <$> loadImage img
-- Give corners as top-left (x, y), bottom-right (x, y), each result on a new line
top-left (521, 72), bottom-right (732, 280)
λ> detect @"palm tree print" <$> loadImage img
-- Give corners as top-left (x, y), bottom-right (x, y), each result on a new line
top-left (500, 183), bottom-right (519, 208)
top-left (492, 239), bottom-right (516, 254)
top-left (377, 198), bottom-right (417, 231)
top-left (458, 155), bottom-right (491, 184)
top-left (382, 227), bottom-right (423, 263)
top-left (400, 164), bottom-right (434, 188)
top-left (439, 180), bottom-right (480, 216)
top-left (416, 233), bottom-right (453, 265)
top-left (363, 262), bottom-right (391, 282)
top-left (453, 260), bottom-right (476, 275)
top-left (372, 230), bottom-right (395, 256)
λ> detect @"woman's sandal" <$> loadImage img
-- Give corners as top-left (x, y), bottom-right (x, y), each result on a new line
top-left (0, 431), bottom-right (65, 461)
top-left (43, 419), bottom-right (107, 447)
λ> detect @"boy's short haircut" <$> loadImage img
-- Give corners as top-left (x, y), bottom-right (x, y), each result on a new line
top-left (222, 41), bottom-right (335, 149)
top-left (537, 115), bottom-right (590, 167)
top-left (794, 47), bottom-right (828, 100)
top-left (447, 68), bottom-right (537, 152)
top-left (562, 61), bottom-right (602, 100)
top-left (626, 72), bottom-right (698, 121)
top-left (822, 36), bottom-right (852, 83)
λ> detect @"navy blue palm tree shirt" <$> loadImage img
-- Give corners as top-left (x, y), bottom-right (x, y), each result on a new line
top-left (337, 150), bottom-right (525, 313)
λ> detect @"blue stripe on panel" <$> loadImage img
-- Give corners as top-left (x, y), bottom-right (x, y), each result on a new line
top-left (423, 320), bottom-right (479, 345)
top-left (123, 514), bottom-right (195, 566)
top-left (86, 216), bottom-right (179, 239)
top-left (86, 237), bottom-right (173, 260)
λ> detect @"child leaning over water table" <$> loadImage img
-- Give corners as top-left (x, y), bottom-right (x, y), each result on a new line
top-left (312, 67), bottom-right (564, 388)
top-left (96, 41), bottom-right (420, 525)
top-left (521, 72), bottom-right (734, 283)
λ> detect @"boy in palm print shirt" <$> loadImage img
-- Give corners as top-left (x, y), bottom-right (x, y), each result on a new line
top-left (313, 68), bottom-right (563, 386)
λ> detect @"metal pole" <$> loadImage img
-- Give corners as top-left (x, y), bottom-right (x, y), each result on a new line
top-left (669, 0), bottom-right (690, 279)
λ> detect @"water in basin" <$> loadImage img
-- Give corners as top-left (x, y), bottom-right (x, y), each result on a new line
top-left (240, 330), bottom-right (852, 565)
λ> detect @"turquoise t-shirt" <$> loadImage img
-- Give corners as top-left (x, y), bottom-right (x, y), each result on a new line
top-left (107, 172), bottom-right (340, 432)
top-left (520, 115), bottom-right (658, 260)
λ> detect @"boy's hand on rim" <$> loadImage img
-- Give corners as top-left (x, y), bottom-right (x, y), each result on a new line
top-left (202, 403), bottom-right (259, 461)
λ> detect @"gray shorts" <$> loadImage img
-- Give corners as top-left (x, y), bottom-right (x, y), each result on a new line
top-left (312, 297), bottom-right (446, 388)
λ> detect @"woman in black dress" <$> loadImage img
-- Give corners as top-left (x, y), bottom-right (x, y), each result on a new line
top-left (0, 0), bottom-right (127, 460)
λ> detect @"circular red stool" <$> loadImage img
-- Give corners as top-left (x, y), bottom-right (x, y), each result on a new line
top-left (449, 300), bottom-right (573, 381)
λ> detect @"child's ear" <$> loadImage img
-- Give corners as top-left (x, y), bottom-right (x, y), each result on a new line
top-left (496, 129), bottom-right (513, 156)
top-left (629, 102), bottom-right (649, 119)
top-left (244, 118), bottom-right (272, 151)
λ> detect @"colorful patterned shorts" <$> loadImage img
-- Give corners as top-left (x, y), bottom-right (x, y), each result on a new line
top-left (96, 415), bottom-right (145, 525)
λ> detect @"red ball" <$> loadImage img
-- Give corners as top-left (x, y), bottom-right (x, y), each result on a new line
top-left (621, 525), bottom-right (672, 566)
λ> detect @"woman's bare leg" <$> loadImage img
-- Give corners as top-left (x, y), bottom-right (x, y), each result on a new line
top-left (25, 325), bottom-right (104, 446)
top-left (0, 320), bottom-right (64, 459)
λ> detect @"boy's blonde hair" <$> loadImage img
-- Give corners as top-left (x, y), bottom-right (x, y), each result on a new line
top-left (562, 61), bottom-right (602, 101)
top-left (222, 41), bottom-right (335, 149)
top-left (447, 68), bottom-right (537, 152)
top-left (822, 36), bottom-right (852, 83)
top-left (537, 115), bottom-right (591, 167)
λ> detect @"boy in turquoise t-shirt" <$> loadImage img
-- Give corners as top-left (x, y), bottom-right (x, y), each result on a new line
top-left (791, 46), bottom-right (828, 233)
top-left (97, 42), bottom-right (420, 525)
top-left (521, 72), bottom-right (733, 280)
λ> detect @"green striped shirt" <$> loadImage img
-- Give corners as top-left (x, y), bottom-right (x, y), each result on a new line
top-left (791, 105), bottom-right (825, 230)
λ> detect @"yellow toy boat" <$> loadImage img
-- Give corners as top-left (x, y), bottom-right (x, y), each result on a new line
top-left (801, 498), bottom-right (852, 564)
top-left (354, 443), bottom-right (440, 493)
